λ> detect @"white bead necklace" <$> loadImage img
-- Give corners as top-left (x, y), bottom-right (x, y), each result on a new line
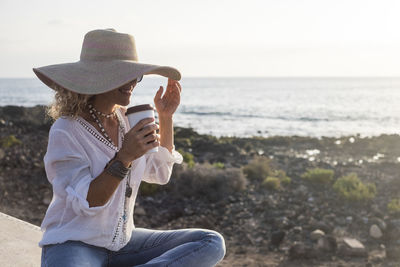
top-left (88, 104), bottom-right (116, 118)
top-left (88, 104), bottom-right (117, 147)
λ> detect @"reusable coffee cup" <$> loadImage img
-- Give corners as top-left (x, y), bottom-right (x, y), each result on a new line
top-left (126, 104), bottom-right (158, 153)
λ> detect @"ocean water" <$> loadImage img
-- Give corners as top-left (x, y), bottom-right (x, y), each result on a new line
top-left (1, 77), bottom-right (400, 138)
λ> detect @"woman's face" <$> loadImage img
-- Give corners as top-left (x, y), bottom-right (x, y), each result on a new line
top-left (96, 79), bottom-right (138, 107)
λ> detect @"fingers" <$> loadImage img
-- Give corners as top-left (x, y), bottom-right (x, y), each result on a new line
top-left (139, 123), bottom-right (159, 137)
top-left (154, 86), bottom-right (163, 102)
top-left (144, 139), bottom-right (160, 151)
top-left (131, 117), bottom-right (154, 131)
top-left (167, 78), bottom-right (182, 93)
top-left (165, 82), bottom-right (181, 102)
top-left (150, 139), bottom-right (160, 148)
top-left (175, 81), bottom-right (182, 93)
top-left (144, 133), bottom-right (159, 144)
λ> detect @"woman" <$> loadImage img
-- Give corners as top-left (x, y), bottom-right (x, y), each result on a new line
top-left (34, 29), bottom-right (225, 267)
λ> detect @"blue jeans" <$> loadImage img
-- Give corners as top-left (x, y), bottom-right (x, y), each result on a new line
top-left (41, 228), bottom-right (226, 267)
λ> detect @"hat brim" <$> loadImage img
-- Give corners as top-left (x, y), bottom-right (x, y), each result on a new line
top-left (33, 60), bottom-right (181, 95)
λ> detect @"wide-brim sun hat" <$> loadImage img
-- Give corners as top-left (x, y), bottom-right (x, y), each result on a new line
top-left (33, 28), bottom-right (181, 95)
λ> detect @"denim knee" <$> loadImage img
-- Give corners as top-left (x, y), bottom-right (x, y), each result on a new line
top-left (207, 230), bottom-right (226, 262)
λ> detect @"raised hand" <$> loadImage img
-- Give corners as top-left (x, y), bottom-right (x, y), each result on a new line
top-left (154, 78), bottom-right (182, 118)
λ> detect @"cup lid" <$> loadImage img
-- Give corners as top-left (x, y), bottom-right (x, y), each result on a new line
top-left (126, 104), bottom-right (155, 115)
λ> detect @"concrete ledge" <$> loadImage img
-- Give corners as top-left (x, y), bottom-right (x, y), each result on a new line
top-left (0, 212), bottom-right (41, 267)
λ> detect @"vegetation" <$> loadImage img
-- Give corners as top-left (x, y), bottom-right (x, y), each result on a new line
top-left (1, 135), bottom-right (22, 148)
top-left (274, 170), bottom-right (291, 185)
top-left (263, 177), bottom-right (281, 190)
top-left (280, 176), bottom-right (292, 186)
top-left (333, 173), bottom-right (376, 201)
top-left (169, 163), bottom-right (247, 202)
top-left (212, 162), bottom-right (225, 169)
top-left (262, 170), bottom-right (291, 190)
top-left (301, 168), bottom-right (334, 185)
top-left (388, 198), bottom-right (400, 214)
top-left (139, 182), bottom-right (160, 196)
top-left (177, 149), bottom-right (195, 168)
top-left (242, 156), bottom-right (272, 180)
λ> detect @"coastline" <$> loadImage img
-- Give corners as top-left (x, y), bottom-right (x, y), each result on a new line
top-left (1, 105), bottom-right (400, 266)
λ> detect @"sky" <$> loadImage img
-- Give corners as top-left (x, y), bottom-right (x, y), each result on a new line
top-left (0, 0), bottom-right (399, 77)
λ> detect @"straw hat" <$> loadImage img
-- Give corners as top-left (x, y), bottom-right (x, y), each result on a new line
top-left (33, 29), bottom-right (181, 95)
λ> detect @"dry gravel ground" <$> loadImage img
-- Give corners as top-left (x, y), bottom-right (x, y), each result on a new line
top-left (1, 106), bottom-right (400, 266)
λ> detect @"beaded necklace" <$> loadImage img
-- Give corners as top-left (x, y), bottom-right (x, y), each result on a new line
top-left (89, 104), bottom-right (115, 118)
top-left (88, 104), bottom-right (117, 147)
top-left (81, 106), bottom-right (133, 247)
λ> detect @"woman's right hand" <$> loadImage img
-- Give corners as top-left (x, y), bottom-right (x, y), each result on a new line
top-left (116, 117), bottom-right (159, 167)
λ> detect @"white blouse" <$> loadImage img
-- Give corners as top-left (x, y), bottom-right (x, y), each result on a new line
top-left (39, 108), bottom-right (183, 251)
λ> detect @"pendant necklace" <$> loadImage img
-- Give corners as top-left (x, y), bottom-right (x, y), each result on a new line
top-left (88, 104), bottom-right (133, 198)
top-left (88, 104), bottom-right (116, 147)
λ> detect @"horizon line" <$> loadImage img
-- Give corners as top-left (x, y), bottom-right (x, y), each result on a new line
top-left (1, 75), bottom-right (400, 79)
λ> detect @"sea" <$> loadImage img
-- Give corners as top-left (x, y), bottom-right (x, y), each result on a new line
top-left (1, 77), bottom-right (400, 138)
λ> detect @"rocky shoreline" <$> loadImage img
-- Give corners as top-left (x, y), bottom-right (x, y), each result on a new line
top-left (1, 105), bottom-right (400, 266)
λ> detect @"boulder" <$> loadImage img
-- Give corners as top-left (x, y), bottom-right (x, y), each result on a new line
top-left (310, 229), bottom-right (325, 241)
top-left (371, 217), bottom-right (387, 231)
top-left (370, 224), bottom-right (383, 239)
top-left (339, 238), bottom-right (367, 257)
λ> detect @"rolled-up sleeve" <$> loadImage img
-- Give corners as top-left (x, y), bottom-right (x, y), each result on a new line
top-left (44, 129), bottom-right (111, 217)
top-left (142, 146), bottom-right (183, 184)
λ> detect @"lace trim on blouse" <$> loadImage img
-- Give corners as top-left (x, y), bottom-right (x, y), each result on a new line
top-left (75, 108), bottom-right (130, 248)
top-left (75, 108), bottom-right (126, 151)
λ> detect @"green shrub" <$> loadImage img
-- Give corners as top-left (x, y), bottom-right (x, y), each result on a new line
top-left (212, 162), bottom-right (225, 169)
top-left (263, 177), bottom-right (281, 190)
top-left (273, 170), bottom-right (288, 179)
top-left (333, 173), bottom-right (376, 201)
top-left (176, 137), bottom-right (192, 147)
top-left (280, 176), bottom-right (292, 186)
top-left (177, 149), bottom-right (195, 168)
top-left (1, 135), bottom-right (22, 148)
top-left (169, 163), bottom-right (247, 202)
top-left (242, 156), bottom-right (272, 180)
top-left (139, 182), bottom-right (159, 196)
top-left (388, 199), bottom-right (400, 214)
top-left (302, 168), bottom-right (334, 185)
top-left (270, 170), bottom-right (291, 187)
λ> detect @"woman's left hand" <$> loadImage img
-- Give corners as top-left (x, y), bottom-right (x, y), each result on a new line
top-left (154, 78), bottom-right (182, 117)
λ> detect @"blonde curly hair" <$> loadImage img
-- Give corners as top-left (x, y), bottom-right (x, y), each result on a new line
top-left (47, 86), bottom-right (94, 120)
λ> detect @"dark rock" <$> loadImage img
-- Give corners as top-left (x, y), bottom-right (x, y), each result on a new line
top-left (292, 226), bottom-right (302, 234)
top-left (288, 242), bottom-right (314, 260)
top-left (316, 235), bottom-right (337, 253)
top-left (270, 230), bottom-right (285, 247)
